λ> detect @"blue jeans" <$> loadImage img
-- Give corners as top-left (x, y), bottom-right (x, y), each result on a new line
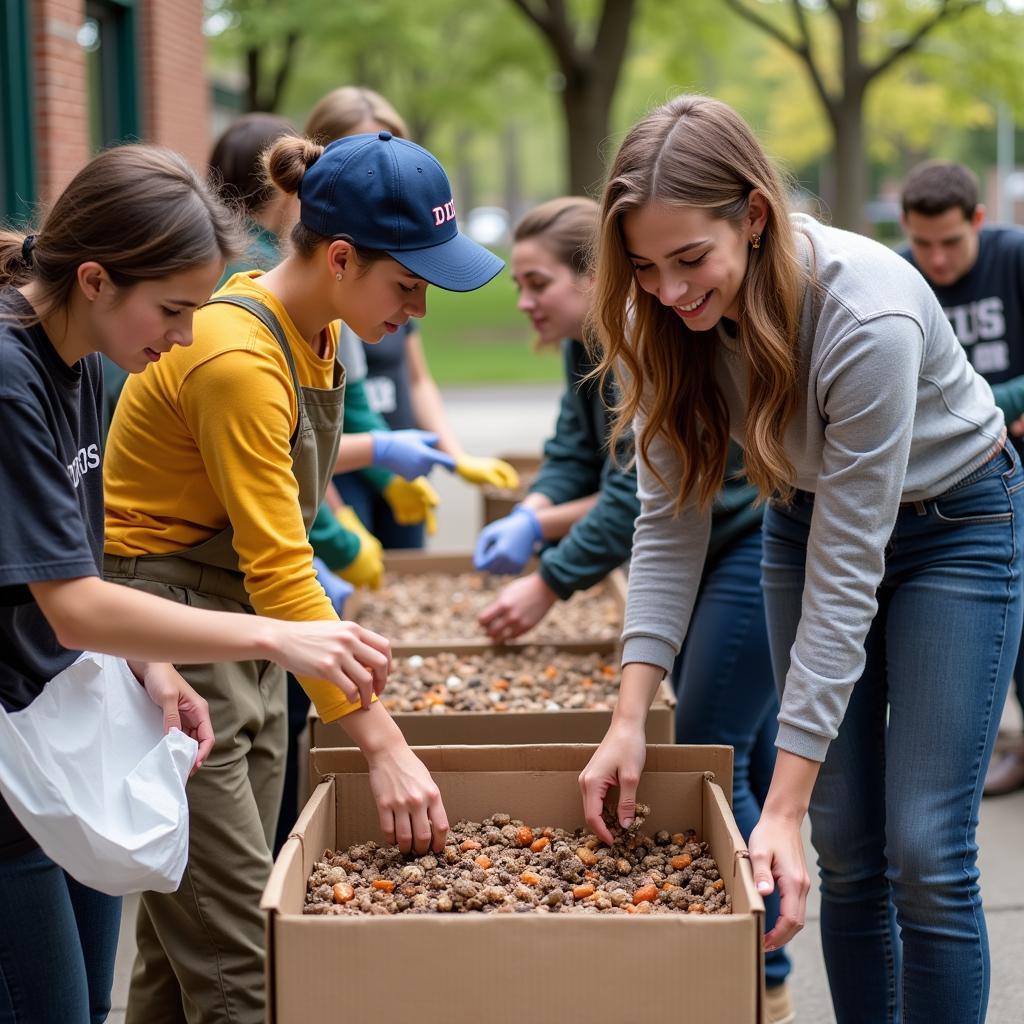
top-left (0, 846), bottom-right (121, 1023)
top-left (672, 527), bottom-right (791, 988)
top-left (335, 471), bottom-right (425, 550)
top-left (762, 444), bottom-right (1024, 1024)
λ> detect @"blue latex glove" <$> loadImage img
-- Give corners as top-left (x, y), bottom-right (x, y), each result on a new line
top-left (370, 429), bottom-right (457, 480)
top-left (312, 556), bottom-right (355, 615)
top-left (473, 506), bottom-right (543, 575)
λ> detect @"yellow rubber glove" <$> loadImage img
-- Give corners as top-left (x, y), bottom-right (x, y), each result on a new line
top-left (383, 476), bottom-right (440, 535)
top-left (454, 454), bottom-right (521, 490)
top-left (334, 506), bottom-right (384, 589)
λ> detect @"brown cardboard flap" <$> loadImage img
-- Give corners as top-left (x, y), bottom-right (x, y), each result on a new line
top-left (311, 743), bottom-right (733, 804)
top-left (260, 835), bottom-right (304, 915)
top-left (704, 779), bottom-right (762, 916)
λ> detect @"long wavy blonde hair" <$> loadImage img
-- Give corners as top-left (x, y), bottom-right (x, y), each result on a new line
top-left (590, 95), bottom-right (806, 511)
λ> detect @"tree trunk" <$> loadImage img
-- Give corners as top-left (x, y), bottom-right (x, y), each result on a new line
top-left (455, 127), bottom-right (477, 221)
top-left (830, 93), bottom-right (867, 232)
top-left (561, 73), bottom-right (613, 197)
top-left (502, 121), bottom-right (522, 224)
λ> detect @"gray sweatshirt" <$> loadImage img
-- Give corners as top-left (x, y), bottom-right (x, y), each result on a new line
top-left (623, 214), bottom-right (1005, 762)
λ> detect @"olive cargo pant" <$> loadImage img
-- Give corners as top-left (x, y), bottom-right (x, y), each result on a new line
top-left (104, 556), bottom-right (287, 1024)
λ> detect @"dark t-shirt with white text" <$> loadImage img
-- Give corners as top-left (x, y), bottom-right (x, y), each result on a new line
top-left (0, 288), bottom-right (105, 857)
top-left (902, 226), bottom-right (1024, 383)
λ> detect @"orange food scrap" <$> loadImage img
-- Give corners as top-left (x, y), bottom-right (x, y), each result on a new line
top-left (632, 885), bottom-right (658, 905)
top-left (515, 826), bottom-right (534, 847)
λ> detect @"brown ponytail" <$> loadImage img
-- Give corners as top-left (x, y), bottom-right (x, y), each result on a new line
top-left (265, 135), bottom-right (388, 267)
top-left (0, 231), bottom-right (35, 289)
top-left (0, 144), bottom-right (244, 326)
top-left (264, 136), bottom-right (324, 197)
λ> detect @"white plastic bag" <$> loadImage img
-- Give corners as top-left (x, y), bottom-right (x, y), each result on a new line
top-left (0, 652), bottom-right (197, 896)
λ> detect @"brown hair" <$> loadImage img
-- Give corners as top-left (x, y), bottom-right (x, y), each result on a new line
top-left (0, 144), bottom-right (243, 325)
top-left (208, 112), bottom-right (298, 216)
top-left (305, 86), bottom-right (409, 145)
top-left (513, 196), bottom-right (599, 276)
top-left (901, 161), bottom-right (979, 220)
top-left (264, 135), bottom-right (389, 267)
top-left (590, 94), bottom-right (806, 512)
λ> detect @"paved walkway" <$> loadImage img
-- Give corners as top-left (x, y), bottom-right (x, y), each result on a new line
top-left (109, 384), bottom-right (1024, 1022)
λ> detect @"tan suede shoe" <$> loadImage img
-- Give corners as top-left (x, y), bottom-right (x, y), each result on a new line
top-left (766, 982), bottom-right (796, 1024)
top-left (984, 747), bottom-right (1024, 797)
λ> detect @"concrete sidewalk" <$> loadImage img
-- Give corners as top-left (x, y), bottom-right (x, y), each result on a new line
top-left (109, 384), bottom-right (1024, 1023)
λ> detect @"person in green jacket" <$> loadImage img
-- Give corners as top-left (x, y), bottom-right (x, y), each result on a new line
top-left (474, 196), bottom-right (794, 1020)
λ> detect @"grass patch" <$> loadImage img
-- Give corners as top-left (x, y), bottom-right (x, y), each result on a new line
top-left (417, 257), bottom-right (564, 387)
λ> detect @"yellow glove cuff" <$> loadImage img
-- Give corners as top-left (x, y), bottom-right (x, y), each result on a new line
top-left (455, 454), bottom-right (521, 490)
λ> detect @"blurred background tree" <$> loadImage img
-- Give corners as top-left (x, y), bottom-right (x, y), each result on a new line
top-left (203, 0), bottom-right (1024, 381)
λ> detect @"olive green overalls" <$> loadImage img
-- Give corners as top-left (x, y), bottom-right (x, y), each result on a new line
top-left (104, 296), bottom-right (344, 1024)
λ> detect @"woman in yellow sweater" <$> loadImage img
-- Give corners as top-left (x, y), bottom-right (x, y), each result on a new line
top-left (103, 131), bottom-right (503, 1024)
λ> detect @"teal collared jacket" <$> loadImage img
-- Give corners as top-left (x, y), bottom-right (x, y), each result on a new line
top-left (532, 339), bottom-right (762, 599)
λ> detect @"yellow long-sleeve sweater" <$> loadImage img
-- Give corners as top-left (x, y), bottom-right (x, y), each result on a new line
top-left (104, 272), bottom-right (357, 723)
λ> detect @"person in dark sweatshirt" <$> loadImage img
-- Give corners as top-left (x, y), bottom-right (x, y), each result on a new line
top-left (900, 159), bottom-right (1024, 797)
top-left (474, 196), bottom-right (794, 1021)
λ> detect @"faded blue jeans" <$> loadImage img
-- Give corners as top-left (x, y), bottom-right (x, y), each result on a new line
top-left (0, 846), bottom-right (121, 1023)
top-left (762, 443), bottom-right (1024, 1024)
top-left (672, 527), bottom-right (791, 988)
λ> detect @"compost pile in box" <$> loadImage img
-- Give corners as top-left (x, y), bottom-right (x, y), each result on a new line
top-left (358, 572), bottom-right (620, 643)
top-left (378, 647), bottom-right (666, 714)
top-left (304, 805), bottom-right (730, 916)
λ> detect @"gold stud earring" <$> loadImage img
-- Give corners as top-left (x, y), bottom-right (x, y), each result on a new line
top-left (751, 234), bottom-right (761, 250)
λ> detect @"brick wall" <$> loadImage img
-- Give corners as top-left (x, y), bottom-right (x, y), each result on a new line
top-left (139, 0), bottom-right (210, 170)
top-left (29, 0), bottom-right (210, 206)
top-left (31, 0), bottom-right (90, 204)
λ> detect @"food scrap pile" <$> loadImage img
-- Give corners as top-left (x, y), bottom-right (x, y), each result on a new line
top-left (356, 572), bottom-right (620, 644)
top-left (378, 647), bottom-right (670, 714)
top-left (305, 805), bottom-right (730, 917)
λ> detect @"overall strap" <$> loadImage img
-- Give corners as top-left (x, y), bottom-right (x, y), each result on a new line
top-left (204, 294), bottom-right (304, 415)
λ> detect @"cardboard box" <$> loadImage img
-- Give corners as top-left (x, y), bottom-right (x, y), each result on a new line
top-left (263, 745), bottom-right (765, 1024)
top-left (354, 551), bottom-right (627, 656)
top-left (309, 641), bottom-right (676, 748)
top-left (480, 451), bottom-right (543, 525)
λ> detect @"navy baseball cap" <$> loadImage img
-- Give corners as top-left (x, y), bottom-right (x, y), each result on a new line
top-left (297, 131), bottom-right (503, 292)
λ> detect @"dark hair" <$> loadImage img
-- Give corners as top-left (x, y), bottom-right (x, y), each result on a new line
top-left (264, 135), bottom-right (389, 266)
top-left (0, 144), bottom-right (243, 324)
top-left (513, 196), bottom-right (599, 276)
top-left (901, 161), bottom-right (979, 219)
top-left (208, 113), bottom-right (298, 216)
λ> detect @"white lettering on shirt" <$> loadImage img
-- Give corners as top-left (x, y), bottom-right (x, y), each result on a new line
top-left (67, 443), bottom-right (100, 488)
top-left (944, 297), bottom-right (1009, 373)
